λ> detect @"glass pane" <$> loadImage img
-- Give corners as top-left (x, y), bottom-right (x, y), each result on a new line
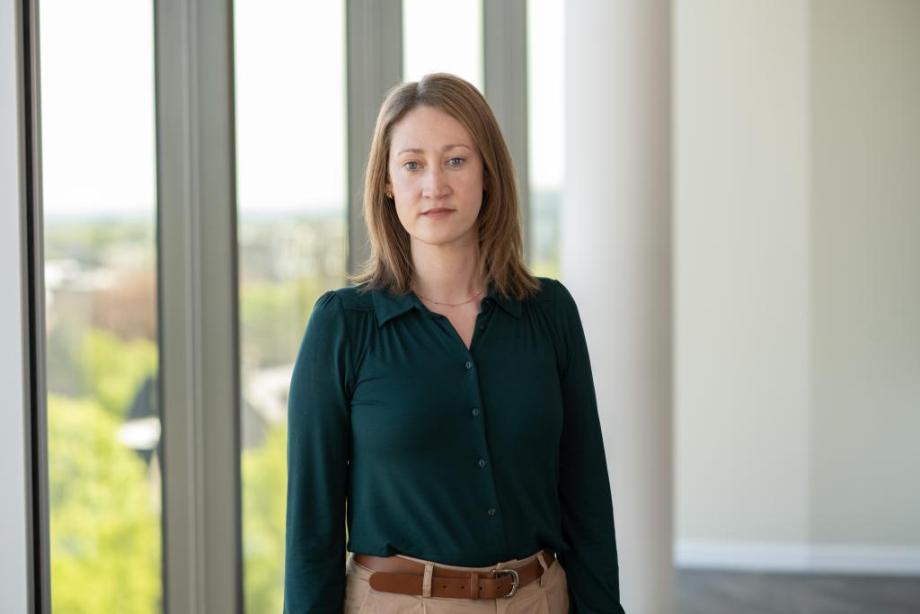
top-left (527, 0), bottom-right (564, 277)
top-left (403, 0), bottom-right (483, 89)
top-left (233, 2), bottom-right (348, 612)
top-left (39, 0), bottom-right (162, 611)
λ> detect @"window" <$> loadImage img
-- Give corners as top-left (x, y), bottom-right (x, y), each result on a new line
top-left (527, 0), bottom-right (564, 277)
top-left (24, 3), bottom-right (546, 610)
top-left (233, 2), bottom-right (348, 611)
top-left (39, 0), bottom-right (162, 610)
top-left (403, 0), bottom-right (483, 89)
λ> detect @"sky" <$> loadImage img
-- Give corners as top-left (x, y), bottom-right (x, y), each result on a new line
top-left (39, 0), bottom-right (562, 218)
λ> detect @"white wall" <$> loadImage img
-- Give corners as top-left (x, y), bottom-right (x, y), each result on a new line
top-left (810, 0), bottom-right (920, 549)
top-left (676, 0), bottom-right (920, 574)
top-left (675, 0), bottom-right (811, 546)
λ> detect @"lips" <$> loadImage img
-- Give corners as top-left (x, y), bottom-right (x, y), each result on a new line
top-left (421, 208), bottom-right (454, 217)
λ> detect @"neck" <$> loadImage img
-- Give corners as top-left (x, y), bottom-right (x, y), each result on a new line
top-left (410, 236), bottom-right (484, 303)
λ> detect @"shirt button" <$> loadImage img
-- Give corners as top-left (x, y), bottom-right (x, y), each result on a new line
top-left (487, 507), bottom-right (496, 516)
top-left (478, 458), bottom-right (486, 468)
top-left (478, 324), bottom-right (485, 331)
top-left (471, 407), bottom-right (480, 416)
top-left (465, 360), bottom-right (473, 369)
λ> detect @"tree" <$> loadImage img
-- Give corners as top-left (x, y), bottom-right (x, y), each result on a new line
top-left (242, 422), bottom-right (287, 614)
top-left (48, 394), bottom-right (161, 613)
top-left (77, 328), bottom-right (157, 420)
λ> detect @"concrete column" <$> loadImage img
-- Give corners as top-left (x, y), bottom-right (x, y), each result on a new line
top-left (564, 2), bottom-right (673, 612)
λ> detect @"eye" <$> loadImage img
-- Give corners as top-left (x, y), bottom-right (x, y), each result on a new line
top-left (448, 157), bottom-right (466, 167)
top-left (403, 160), bottom-right (420, 171)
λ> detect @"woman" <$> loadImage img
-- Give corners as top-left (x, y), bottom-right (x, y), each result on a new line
top-left (283, 72), bottom-right (625, 613)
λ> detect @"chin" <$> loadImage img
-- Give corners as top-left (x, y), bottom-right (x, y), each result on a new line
top-left (412, 228), bottom-right (476, 247)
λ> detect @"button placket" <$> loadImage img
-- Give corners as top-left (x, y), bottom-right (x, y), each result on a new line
top-left (461, 350), bottom-right (502, 539)
top-left (473, 298), bottom-right (492, 340)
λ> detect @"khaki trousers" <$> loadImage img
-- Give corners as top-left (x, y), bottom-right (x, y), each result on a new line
top-left (343, 549), bottom-right (570, 613)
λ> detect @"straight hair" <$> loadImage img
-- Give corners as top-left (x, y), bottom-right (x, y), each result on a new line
top-left (347, 72), bottom-right (541, 301)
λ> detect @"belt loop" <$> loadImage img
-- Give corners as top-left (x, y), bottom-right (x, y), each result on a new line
top-left (422, 563), bottom-right (433, 597)
top-left (536, 551), bottom-right (549, 587)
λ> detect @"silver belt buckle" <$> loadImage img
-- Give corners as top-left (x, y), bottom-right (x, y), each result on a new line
top-left (490, 568), bottom-right (520, 598)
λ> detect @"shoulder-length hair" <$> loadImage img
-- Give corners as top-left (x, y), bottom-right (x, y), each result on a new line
top-left (347, 72), bottom-right (541, 301)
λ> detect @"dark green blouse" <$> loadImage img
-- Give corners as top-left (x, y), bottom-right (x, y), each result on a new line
top-left (283, 276), bottom-right (625, 613)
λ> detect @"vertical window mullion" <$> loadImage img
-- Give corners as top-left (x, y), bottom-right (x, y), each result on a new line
top-left (346, 0), bottom-right (402, 276)
top-left (155, 0), bottom-right (242, 612)
top-left (2, 0), bottom-right (45, 611)
top-left (483, 0), bottom-right (530, 260)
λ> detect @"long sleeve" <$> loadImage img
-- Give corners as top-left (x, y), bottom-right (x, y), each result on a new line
top-left (283, 291), bottom-right (353, 614)
top-left (554, 280), bottom-right (626, 614)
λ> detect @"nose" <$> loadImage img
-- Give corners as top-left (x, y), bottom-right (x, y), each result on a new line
top-left (422, 165), bottom-right (450, 199)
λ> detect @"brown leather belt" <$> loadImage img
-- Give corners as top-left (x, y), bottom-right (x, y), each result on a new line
top-left (352, 549), bottom-right (556, 600)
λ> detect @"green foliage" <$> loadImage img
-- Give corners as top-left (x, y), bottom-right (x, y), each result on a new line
top-left (48, 272), bottom-right (321, 613)
top-left (242, 423), bottom-right (288, 614)
top-left (77, 329), bottom-right (158, 420)
top-left (48, 394), bottom-right (161, 613)
top-left (240, 278), bottom-right (324, 368)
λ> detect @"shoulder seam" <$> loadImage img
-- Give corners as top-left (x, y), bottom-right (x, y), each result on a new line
top-left (549, 279), bottom-right (570, 378)
top-left (532, 276), bottom-right (556, 304)
top-left (323, 290), bottom-right (358, 398)
top-left (334, 286), bottom-right (375, 312)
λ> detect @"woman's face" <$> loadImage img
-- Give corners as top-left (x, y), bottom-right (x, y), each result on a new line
top-left (386, 105), bottom-right (486, 250)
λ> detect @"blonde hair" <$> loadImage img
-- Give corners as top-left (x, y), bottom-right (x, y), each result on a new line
top-left (347, 72), bottom-right (540, 301)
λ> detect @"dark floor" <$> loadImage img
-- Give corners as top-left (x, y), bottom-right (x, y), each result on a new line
top-left (676, 568), bottom-right (920, 614)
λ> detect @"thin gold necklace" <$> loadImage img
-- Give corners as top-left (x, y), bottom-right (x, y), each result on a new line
top-left (413, 287), bottom-right (485, 307)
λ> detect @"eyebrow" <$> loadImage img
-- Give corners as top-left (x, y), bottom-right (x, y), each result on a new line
top-left (396, 144), bottom-right (472, 156)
